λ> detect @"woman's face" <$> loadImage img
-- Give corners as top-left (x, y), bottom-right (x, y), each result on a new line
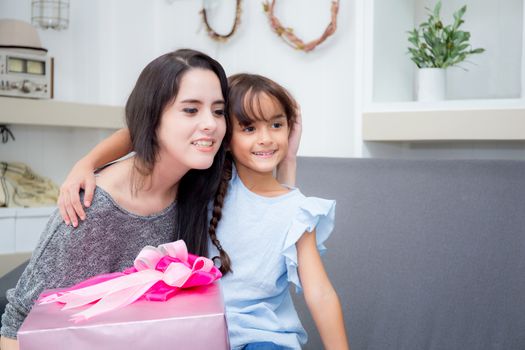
top-left (156, 68), bottom-right (227, 171)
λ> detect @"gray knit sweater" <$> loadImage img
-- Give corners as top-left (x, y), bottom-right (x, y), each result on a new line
top-left (0, 186), bottom-right (176, 339)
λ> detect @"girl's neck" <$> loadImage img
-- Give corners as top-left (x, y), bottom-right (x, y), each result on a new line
top-left (235, 162), bottom-right (289, 197)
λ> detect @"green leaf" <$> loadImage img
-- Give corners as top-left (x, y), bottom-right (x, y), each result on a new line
top-left (433, 1), bottom-right (442, 18)
top-left (407, 1), bottom-right (484, 68)
top-left (470, 48), bottom-right (485, 54)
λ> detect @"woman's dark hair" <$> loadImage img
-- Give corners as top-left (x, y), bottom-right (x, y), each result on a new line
top-left (206, 73), bottom-right (299, 275)
top-left (125, 49), bottom-right (232, 265)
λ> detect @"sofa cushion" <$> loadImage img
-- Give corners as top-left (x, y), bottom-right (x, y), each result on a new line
top-left (0, 260), bottom-right (29, 319)
top-left (293, 157), bottom-right (525, 350)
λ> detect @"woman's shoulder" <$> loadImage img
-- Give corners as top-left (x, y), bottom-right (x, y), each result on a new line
top-left (80, 186), bottom-right (118, 214)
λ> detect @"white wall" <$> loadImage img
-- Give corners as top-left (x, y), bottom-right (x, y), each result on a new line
top-left (0, 0), bottom-right (524, 185)
top-left (0, 0), bottom-right (356, 184)
top-left (373, 0), bottom-right (416, 102)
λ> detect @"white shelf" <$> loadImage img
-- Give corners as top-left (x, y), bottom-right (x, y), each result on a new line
top-left (362, 1), bottom-right (525, 144)
top-left (0, 96), bottom-right (125, 129)
top-left (364, 98), bottom-right (525, 113)
top-left (363, 99), bottom-right (525, 141)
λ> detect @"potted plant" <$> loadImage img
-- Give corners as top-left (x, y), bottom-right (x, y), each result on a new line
top-left (407, 1), bottom-right (485, 101)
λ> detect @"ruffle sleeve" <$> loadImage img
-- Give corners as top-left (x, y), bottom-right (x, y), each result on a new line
top-left (282, 197), bottom-right (336, 293)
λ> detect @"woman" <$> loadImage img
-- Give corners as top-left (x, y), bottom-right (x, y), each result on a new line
top-left (0, 49), bottom-right (230, 350)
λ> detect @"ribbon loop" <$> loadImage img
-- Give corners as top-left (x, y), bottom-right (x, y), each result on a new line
top-left (158, 240), bottom-right (188, 263)
top-left (134, 246), bottom-right (163, 270)
top-left (39, 240), bottom-right (221, 321)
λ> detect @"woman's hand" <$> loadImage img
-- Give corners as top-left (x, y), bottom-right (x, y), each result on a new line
top-left (57, 159), bottom-right (96, 227)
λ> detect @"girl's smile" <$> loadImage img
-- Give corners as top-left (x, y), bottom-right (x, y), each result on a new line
top-left (230, 93), bottom-right (289, 177)
top-left (251, 150), bottom-right (277, 158)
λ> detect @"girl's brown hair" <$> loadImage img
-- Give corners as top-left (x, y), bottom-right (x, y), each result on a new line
top-left (208, 152), bottom-right (233, 275)
top-left (207, 73), bottom-right (298, 275)
top-left (228, 73), bottom-right (298, 129)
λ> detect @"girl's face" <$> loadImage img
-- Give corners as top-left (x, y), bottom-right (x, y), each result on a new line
top-left (230, 93), bottom-right (289, 176)
top-left (156, 68), bottom-right (226, 171)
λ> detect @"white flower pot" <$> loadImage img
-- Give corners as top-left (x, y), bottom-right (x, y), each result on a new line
top-left (416, 68), bottom-right (446, 101)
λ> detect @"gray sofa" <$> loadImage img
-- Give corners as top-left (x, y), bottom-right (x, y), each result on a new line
top-left (1, 158), bottom-right (524, 349)
top-left (293, 157), bottom-right (525, 350)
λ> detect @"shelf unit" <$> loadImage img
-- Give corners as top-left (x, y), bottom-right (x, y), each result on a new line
top-left (0, 97), bottom-right (117, 253)
top-left (363, 99), bottom-right (525, 141)
top-left (0, 96), bottom-right (125, 129)
top-left (361, 0), bottom-right (525, 142)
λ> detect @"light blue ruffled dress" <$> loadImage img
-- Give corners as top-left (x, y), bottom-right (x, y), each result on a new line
top-left (209, 167), bottom-right (336, 350)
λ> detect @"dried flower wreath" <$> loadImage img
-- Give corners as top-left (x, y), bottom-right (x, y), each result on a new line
top-left (200, 0), bottom-right (242, 42)
top-left (263, 0), bottom-right (340, 52)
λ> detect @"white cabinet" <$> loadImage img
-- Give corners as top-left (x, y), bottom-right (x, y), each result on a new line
top-left (0, 207), bottom-right (55, 253)
top-left (0, 208), bottom-right (16, 254)
top-left (0, 97), bottom-right (120, 249)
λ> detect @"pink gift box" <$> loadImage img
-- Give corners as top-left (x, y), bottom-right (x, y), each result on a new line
top-left (18, 282), bottom-right (229, 350)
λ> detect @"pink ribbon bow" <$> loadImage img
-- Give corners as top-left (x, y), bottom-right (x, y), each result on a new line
top-left (38, 240), bottom-right (221, 322)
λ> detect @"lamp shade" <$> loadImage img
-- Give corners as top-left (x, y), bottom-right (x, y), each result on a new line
top-left (31, 0), bottom-right (69, 30)
top-left (0, 19), bottom-right (47, 53)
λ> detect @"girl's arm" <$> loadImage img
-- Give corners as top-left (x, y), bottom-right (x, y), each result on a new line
top-left (276, 108), bottom-right (302, 186)
top-left (0, 336), bottom-right (19, 350)
top-left (297, 229), bottom-right (350, 350)
top-left (58, 128), bottom-right (132, 227)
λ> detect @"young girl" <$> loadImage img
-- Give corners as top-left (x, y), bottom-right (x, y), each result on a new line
top-left (55, 74), bottom-right (349, 349)
top-left (212, 73), bottom-right (348, 350)
top-left (0, 49), bottom-right (230, 350)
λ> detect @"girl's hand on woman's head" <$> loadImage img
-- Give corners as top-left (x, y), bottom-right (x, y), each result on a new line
top-left (57, 159), bottom-right (97, 227)
top-left (286, 106), bottom-right (302, 160)
top-left (276, 106), bottom-right (302, 187)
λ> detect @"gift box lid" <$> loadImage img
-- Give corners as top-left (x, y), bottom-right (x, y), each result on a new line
top-left (18, 282), bottom-right (229, 350)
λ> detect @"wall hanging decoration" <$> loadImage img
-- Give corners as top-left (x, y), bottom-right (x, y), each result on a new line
top-left (201, 0), bottom-right (242, 42)
top-left (0, 125), bottom-right (15, 144)
top-left (407, 1), bottom-right (485, 101)
top-left (263, 0), bottom-right (339, 52)
top-left (31, 0), bottom-right (70, 30)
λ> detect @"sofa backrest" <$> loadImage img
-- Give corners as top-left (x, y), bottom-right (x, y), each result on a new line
top-left (292, 157), bottom-right (525, 350)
